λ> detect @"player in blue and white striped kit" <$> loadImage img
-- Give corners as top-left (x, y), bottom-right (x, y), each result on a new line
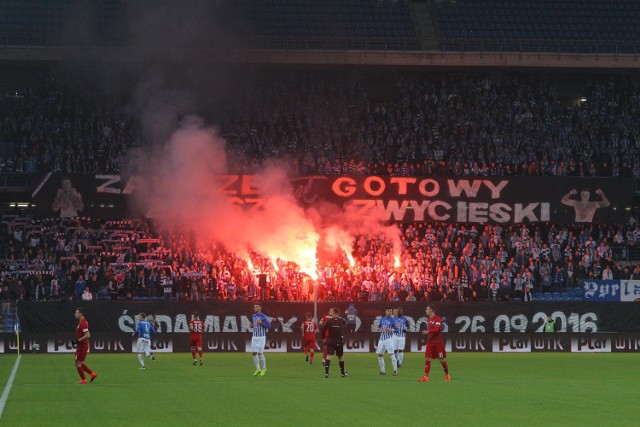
top-left (393, 307), bottom-right (409, 369)
top-left (251, 303), bottom-right (272, 376)
top-left (376, 307), bottom-right (398, 376)
top-left (134, 312), bottom-right (156, 370)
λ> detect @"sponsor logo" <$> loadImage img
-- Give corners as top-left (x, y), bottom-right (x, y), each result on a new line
top-left (245, 337), bottom-right (286, 352)
top-left (344, 337), bottom-right (369, 353)
top-left (410, 336), bottom-right (452, 353)
top-left (131, 338), bottom-right (173, 353)
top-left (492, 336), bottom-right (531, 352)
top-left (91, 338), bottom-right (126, 352)
top-left (206, 337), bottom-right (240, 351)
top-left (47, 338), bottom-right (77, 353)
top-left (264, 337), bottom-right (286, 352)
top-left (570, 337), bottom-right (611, 353)
top-left (452, 336), bottom-right (490, 352)
top-left (531, 336), bottom-right (569, 352)
top-left (612, 336), bottom-right (640, 352)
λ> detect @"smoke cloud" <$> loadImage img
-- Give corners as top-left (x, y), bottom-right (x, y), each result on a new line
top-left (132, 117), bottom-right (401, 278)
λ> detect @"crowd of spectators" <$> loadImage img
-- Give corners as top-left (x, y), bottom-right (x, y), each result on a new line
top-left (1, 71), bottom-right (640, 182)
top-left (1, 70), bottom-right (640, 304)
top-left (2, 212), bottom-right (640, 304)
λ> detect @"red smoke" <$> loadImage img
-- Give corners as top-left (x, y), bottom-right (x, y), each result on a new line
top-left (133, 117), bottom-right (401, 278)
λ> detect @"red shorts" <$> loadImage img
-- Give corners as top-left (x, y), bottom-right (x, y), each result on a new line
top-left (190, 336), bottom-right (203, 348)
top-left (303, 336), bottom-right (316, 349)
top-left (75, 345), bottom-right (88, 362)
top-left (425, 342), bottom-right (446, 360)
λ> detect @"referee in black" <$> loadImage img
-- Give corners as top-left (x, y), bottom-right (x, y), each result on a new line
top-left (319, 308), bottom-right (348, 378)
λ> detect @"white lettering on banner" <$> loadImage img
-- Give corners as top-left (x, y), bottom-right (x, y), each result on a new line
top-left (452, 337), bottom-right (487, 351)
top-left (351, 199), bottom-right (550, 223)
top-left (95, 175), bottom-right (121, 194)
top-left (92, 339), bottom-right (125, 351)
top-left (620, 280), bottom-right (640, 301)
top-left (203, 315), bottom-right (220, 332)
top-left (447, 179), bottom-right (508, 199)
top-left (492, 336), bottom-right (531, 352)
top-left (583, 281), bottom-right (599, 299)
top-left (571, 337), bottom-right (611, 353)
top-left (0, 340), bottom-right (3, 353)
top-left (532, 337), bottom-right (566, 351)
top-left (206, 337), bottom-right (239, 351)
top-left (223, 316), bottom-right (239, 332)
top-left (613, 337), bottom-right (640, 351)
top-left (455, 315), bottom-right (486, 333)
top-left (494, 314), bottom-right (528, 333)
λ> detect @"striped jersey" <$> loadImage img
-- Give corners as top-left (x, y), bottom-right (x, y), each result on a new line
top-left (136, 320), bottom-right (156, 340)
top-left (378, 316), bottom-right (395, 341)
top-left (252, 312), bottom-right (271, 337)
top-left (393, 316), bottom-right (409, 338)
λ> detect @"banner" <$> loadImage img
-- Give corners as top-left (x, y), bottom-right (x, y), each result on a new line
top-left (17, 301), bottom-right (640, 335)
top-left (32, 173), bottom-right (633, 224)
top-left (4, 332), bottom-right (639, 354)
top-left (582, 280), bottom-right (640, 302)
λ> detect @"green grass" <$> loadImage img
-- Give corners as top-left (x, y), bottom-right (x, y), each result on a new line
top-left (1, 352), bottom-right (639, 426)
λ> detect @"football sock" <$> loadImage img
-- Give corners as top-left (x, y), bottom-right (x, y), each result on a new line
top-left (81, 364), bottom-right (93, 374)
top-left (339, 360), bottom-right (345, 373)
top-left (304, 348), bottom-right (308, 356)
top-left (259, 355), bottom-right (266, 371)
top-left (310, 350), bottom-right (314, 362)
top-left (441, 361), bottom-right (449, 374)
top-left (390, 354), bottom-right (398, 370)
top-left (324, 359), bottom-right (330, 375)
top-left (323, 346), bottom-right (327, 361)
top-left (76, 366), bottom-right (86, 380)
top-left (424, 360), bottom-right (431, 376)
top-left (253, 355), bottom-right (260, 370)
top-left (198, 350), bottom-right (203, 358)
top-left (378, 356), bottom-right (385, 372)
top-left (398, 351), bottom-right (404, 365)
top-left (138, 354), bottom-right (145, 367)
top-left (191, 350), bottom-right (196, 359)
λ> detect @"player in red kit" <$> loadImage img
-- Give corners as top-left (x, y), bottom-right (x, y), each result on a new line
top-left (189, 312), bottom-right (204, 366)
top-left (418, 305), bottom-right (450, 382)
top-left (73, 307), bottom-right (97, 384)
top-left (318, 309), bottom-right (333, 367)
top-left (301, 312), bottom-right (318, 364)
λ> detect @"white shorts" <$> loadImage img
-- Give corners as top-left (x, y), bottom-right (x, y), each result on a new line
top-left (393, 336), bottom-right (406, 351)
top-left (251, 336), bottom-right (266, 353)
top-left (376, 337), bottom-right (395, 355)
top-left (137, 338), bottom-right (151, 356)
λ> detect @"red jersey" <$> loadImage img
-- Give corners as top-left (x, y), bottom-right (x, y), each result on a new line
top-left (426, 314), bottom-right (444, 345)
top-left (320, 315), bottom-right (331, 338)
top-left (189, 319), bottom-right (204, 338)
top-left (76, 318), bottom-right (89, 349)
top-left (301, 320), bottom-right (318, 339)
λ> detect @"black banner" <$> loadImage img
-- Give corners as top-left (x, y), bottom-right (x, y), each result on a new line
top-left (32, 174), bottom-right (633, 223)
top-left (17, 301), bottom-right (640, 335)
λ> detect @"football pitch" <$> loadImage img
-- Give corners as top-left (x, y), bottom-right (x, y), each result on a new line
top-left (1, 352), bottom-right (639, 426)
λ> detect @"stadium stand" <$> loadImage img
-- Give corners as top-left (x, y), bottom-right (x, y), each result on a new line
top-left (0, 1), bottom-right (639, 311)
top-left (434, 0), bottom-right (640, 53)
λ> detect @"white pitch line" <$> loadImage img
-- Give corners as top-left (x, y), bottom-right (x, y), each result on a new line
top-left (0, 355), bottom-right (22, 420)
